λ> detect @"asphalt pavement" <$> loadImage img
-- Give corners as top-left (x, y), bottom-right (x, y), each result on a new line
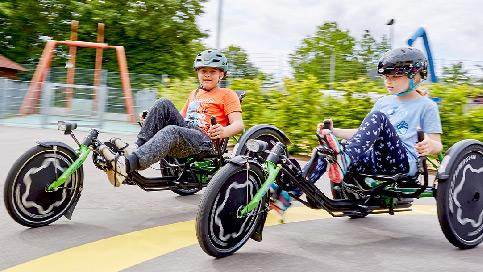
top-left (0, 125), bottom-right (481, 272)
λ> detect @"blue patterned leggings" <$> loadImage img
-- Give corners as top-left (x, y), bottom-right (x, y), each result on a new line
top-left (304, 111), bottom-right (410, 183)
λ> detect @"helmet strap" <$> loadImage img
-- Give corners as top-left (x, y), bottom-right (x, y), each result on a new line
top-left (395, 78), bottom-right (418, 97)
top-left (198, 84), bottom-right (209, 92)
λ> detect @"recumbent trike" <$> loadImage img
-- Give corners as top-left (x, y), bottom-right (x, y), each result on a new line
top-left (196, 122), bottom-right (483, 257)
top-left (3, 90), bottom-right (292, 227)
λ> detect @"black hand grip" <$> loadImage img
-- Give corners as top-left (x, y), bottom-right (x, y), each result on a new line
top-left (417, 129), bottom-right (424, 142)
top-left (211, 116), bottom-right (217, 126)
top-left (323, 120), bottom-right (331, 130)
top-left (141, 110), bottom-right (148, 119)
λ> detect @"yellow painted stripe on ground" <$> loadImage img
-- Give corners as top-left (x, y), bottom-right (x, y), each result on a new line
top-left (2, 205), bottom-right (435, 272)
top-left (3, 221), bottom-right (197, 272)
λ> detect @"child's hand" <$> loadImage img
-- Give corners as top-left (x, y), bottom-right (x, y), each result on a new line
top-left (415, 138), bottom-right (431, 156)
top-left (317, 119), bottom-right (333, 136)
top-left (208, 124), bottom-right (225, 139)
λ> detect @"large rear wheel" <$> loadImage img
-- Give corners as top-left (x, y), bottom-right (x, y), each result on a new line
top-left (4, 145), bottom-right (83, 227)
top-left (196, 163), bottom-right (266, 258)
top-left (437, 143), bottom-right (483, 249)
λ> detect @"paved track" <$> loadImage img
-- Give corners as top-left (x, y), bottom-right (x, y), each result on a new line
top-left (1, 125), bottom-right (481, 272)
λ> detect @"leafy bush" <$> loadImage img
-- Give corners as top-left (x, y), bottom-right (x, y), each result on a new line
top-left (157, 78), bottom-right (482, 155)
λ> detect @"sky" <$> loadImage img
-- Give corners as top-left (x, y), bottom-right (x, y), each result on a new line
top-left (197, 0), bottom-right (483, 78)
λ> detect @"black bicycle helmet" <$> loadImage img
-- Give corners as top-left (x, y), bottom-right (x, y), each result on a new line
top-left (377, 47), bottom-right (428, 79)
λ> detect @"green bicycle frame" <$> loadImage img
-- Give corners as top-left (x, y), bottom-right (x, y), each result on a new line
top-left (239, 160), bottom-right (281, 217)
top-left (190, 160), bottom-right (218, 185)
top-left (46, 145), bottom-right (91, 192)
top-left (398, 187), bottom-right (434, 198)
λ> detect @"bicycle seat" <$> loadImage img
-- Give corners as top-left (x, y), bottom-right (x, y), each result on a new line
top-left (235, 90), bottom-right (246, 103)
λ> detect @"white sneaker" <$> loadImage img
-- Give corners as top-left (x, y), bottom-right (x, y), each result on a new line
top-left (98, 145), bottom-right (128, 187)
top-left (110, 138), bottom-right (138, 156)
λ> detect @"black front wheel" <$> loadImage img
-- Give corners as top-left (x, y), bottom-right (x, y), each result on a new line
top-left (4, 145), bottom-right (83, 227)
top-left (437, 143), bottom-right (483, 249)
top-left (171, 187), bottom-right (201, 196)
top-left (196, 162), bottom-right (266, 258)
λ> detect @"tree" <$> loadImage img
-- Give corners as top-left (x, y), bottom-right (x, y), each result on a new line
top-left (221, 45), bottom-right (264, 80)
top-left (441, 62), bottom-right (471, 85)
top-left (289, 22), bottom-right (365, 85)
top-left (356, 30), bottom-right (390, 74)
top-left (0, 0), bottom-right (207, 78)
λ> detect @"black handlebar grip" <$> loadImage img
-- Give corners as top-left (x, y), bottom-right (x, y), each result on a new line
top-left (141, 111), bottom-right (148, 119)
top-left (417, 129), bottom-right (424, 142)
top-left (323, 120), bottom-right (331, 130)
top-left (211, 116), bottom-right (217, 126)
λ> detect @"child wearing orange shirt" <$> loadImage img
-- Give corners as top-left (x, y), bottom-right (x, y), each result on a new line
top-left (98, 50), bottom-right (244, 186)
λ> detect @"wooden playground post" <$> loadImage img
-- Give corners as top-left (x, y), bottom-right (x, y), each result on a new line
top-left (65, 20), bottom-right (78, 108)
top-left (92, 23), bottom-right (105, 111)
top-left (115, 46), bottom-right (136, 123)
top-left (19, 40), bottom-right (57, 114)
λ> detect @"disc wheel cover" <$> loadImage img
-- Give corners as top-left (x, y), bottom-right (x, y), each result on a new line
top-left (446, 150), bottom-right (483, 244)
top-left (12, 151), bottom-right (77, 222)
top-left (208, 169), bottom-right (262, 252)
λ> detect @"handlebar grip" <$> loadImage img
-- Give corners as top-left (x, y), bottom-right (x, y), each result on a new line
top-left (323, 120), bottom-right (331, 130)
top-left (417, 129), bottom-right (424, 142)
top-left (211, 116), bottom-right (217, 126)
top-left (141, 110), bottom-right (148, 119)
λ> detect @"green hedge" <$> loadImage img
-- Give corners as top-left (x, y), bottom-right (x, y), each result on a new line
top-left (158, 78), bottom-right (483, 155)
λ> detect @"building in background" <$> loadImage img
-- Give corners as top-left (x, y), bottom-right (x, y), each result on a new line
top-left (0, 55), bottom-right (27, 79)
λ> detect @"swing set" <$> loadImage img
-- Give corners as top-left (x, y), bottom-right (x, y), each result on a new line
top-left (19, 20), bottom-right (136, 123)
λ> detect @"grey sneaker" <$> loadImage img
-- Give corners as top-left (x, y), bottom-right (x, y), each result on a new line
top-left (110, 138), bottom-right (137, 156)
top-left (98, 144), bottom-right (128, 187)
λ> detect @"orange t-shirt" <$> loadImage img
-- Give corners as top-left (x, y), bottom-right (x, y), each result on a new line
top-left (181, 88), bottom-right (242, 134)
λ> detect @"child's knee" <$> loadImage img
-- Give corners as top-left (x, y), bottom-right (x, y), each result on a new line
top-left (154, 98), bottom-right (175, 109)
top-left (367, 111), bottom-right (389, 123)
top-left (161, 125), bottom-right (179, 135)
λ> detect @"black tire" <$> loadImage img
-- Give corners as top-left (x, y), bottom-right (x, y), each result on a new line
top-left (171, 187), bottom-right (201, 196)
top-left (196, 163), bottom-right (266, 258)
top-left (236, 128), bottom-right (287, 160)
top-left (4, 145), bottom-right (83, 227)
top-left (347, 213), bottom-right (368, 219)
top-left (160, 157), bottom-right (201, 196)
top-left (437, 144), bottom-right (483, 249)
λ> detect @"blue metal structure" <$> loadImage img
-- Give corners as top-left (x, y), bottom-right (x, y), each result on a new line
top-left (407, 27), bottom-right (438, 83)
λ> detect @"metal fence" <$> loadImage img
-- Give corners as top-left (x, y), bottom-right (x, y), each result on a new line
top-left (0, 78), bottom-right (29, 119)
top-left (0, 68), bottom-right (158, 132)
top-left (1, 56), bottom-right (481, 132)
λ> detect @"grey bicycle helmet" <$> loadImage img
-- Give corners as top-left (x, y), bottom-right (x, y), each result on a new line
top-left (193, 49), bottom-right (229, 74)
top-left (377, 47), bottom-right (428, 79)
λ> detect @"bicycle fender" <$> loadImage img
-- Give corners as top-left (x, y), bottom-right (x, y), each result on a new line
top-left (437, 139), bottom-right (483, 181)
top-left (227, 155), bottom-right (263, 168)
top-left (234, 124), bottom-right (292, 156)
top-left (37, 141), bottom-right (78, 159)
